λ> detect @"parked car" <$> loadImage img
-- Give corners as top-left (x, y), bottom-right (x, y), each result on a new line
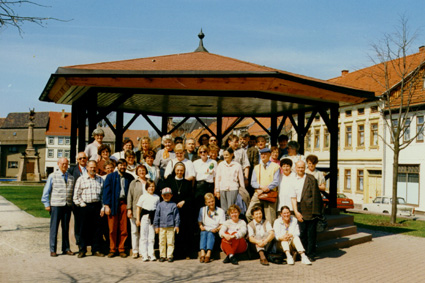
top-left (322, 193), bottom-right (355, 211)
top-left (362, 197), bottom-right (415, 216)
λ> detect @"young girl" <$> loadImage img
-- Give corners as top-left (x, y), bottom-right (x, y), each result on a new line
top-left (127, 165), bottom-right (148, 258)
top-left (136, 180), bottom-right (160, 261)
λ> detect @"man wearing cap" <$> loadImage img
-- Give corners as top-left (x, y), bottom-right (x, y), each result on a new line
top-left (103, 158), bottom-right (134, 258)
top-left (246, 148), bottom-right (280, 224)
top-left (41, 157), bottom-right (75, 257)
top-left (84, 128), bottom-right (105, 161)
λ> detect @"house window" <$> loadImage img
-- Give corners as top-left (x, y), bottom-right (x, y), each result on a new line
top-left (370, 123), bottom-right (379, 146)
top-left (358, 108), bottom-right (364, 115)
top-left (417, 116), bottom-right (424, 142)
top-left (345, 125), bottom-right (352, 147)
top-left (58, 137), bottom-right (64, 145)
top-left (314, 115), bottom-right (320, 121)
top-left (305, 130), bottom-right (311, 150)
top-left (8, 161), bottom-right (18, 169)
top-left (397, 165), bottom-right (419, 205)
top-left (357, 170), bottom-right (364, 191)
top-left (64, 150), bottom-right (70, 158)
top-left (344, 169), bottom-right (351, 191)
top-left (65, 137), bottom-right (71, 145)
top-left (345, 110), bottom-right (352, 117)
top-left (314, 128), bottom-right (320, 149)
top-left (8, 146), bottom-right (18, 153)
top-left (357, 124), bottom-right (365, 147)
top-left (324, 128), bottom-right (330, 148)
top-left (57, 149), bottom-right (63, 158)
top-left (371, 106), bottom-right (378, 113)
top-left (404, 118), bottom-right (411, 142)
top-left (48, 137), bottom-right (54, 145)
top-left (48, 149), bottom-right (54, 158)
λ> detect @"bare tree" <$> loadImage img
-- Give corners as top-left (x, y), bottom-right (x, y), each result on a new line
top-left (369, 17), bottom-right (425, 223)
top-left (0, 0), bottom-right (66, 35)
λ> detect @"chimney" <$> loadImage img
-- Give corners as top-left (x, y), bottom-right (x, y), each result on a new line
top-left (419, 46), bottom-right (425, 53)
top-left (341, 70), bottom-right (349, 77)
top-left (61, 109), bottom-right (65, 119)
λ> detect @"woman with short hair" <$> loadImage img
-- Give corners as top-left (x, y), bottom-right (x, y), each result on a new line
top-left (97, 144), bottom-right (112, 176)
top-left (193, 145), bottom-right (217, 210)
top-left (154, 135), bottom-right (176, 182)
top-left (136, 137), bottom-right (155, 164)
top-left (112, 139), bottom-right (134, 161)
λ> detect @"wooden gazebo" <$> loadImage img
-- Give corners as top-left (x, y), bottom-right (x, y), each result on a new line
top-left (39, 33), bottom-right (374, 208)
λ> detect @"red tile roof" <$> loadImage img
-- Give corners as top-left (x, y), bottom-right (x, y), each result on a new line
top-left (46, 111), bottom-right (71, 136)
top-left (123, 129), bottom-right (149, 146)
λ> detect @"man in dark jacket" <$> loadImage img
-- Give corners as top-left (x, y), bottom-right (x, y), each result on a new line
top-left (103, 159), bottom-right (134, 258)
top-left (291, 160), bottom-right (323, 261)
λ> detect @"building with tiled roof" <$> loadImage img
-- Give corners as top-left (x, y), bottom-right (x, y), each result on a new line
top-left (305, 46), bottom-right (425, 212)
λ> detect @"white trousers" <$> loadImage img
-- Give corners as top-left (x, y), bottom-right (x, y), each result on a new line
top-left (140, 214), bottom-right (156, 258)
top-left (280, 235), bottom-right (305, 253)
top-left (129, 217), bottom-right (143, 254)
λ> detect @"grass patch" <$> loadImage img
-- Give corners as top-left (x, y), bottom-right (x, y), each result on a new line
top-left (0, 185), bottom-right (49, 218)
top-left (344, 212), bottom-right (425, 238)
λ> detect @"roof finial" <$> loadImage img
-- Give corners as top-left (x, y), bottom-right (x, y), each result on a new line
top-left (194, 29), bottom-right (209, 53)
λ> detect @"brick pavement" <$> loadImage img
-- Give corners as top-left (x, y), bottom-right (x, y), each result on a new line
top-left (1, 196), bottom-right (425, 283)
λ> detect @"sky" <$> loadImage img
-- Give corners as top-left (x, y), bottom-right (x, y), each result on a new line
top-left (1, 0), bottom-right (425, 131)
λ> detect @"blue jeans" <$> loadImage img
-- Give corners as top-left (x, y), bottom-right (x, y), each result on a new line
top-left (49, 205), bottom-right (72, 253)
top-left (199, 230), bottom-right (216, 251)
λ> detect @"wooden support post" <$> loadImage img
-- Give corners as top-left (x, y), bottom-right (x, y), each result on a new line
top-left (297, 111), bottom-right (305, 155)
top-left (115, 111), bottom-right (124, 152)
top-left (77, 103), bottom-right (86, 153)
top-left (270, 116), bottom-right (278, 146)
top-left (329, 105), bottom-right (339, 209)
top-left (217, 116), bottom-right (222, 147)
top-left (70, 102), bottom-right (78, 164)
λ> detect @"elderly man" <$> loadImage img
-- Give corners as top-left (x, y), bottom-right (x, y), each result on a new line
top-left (103, 159), bottom-right (134, 258)
top-left (246, 148), bottom-right (280, 224)
top-left (73, 160), bottom-right (105, 258)
top-left (41, 157), bottom-right (75, 257)
top-left (291, 160), bottom-right (323, 261)
top-left (68, 152), bottom-right (88, 246)
top-left (184, 138), bottom-right (199, 162)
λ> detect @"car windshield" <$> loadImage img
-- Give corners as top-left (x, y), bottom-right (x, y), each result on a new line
top-left (337, 194), bottom-right (347, 198)
top-left (373, 197), bottom-right (382, 203)
top-left (392, 198), bottom-right (406, 204)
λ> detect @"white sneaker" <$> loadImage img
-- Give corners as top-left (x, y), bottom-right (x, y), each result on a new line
top-left (286, 256), bottom-right (294, 265)
top-left (301, 256), bottom-right (312, 265)
top-left (142, 257), bottom-right (149, 262)
top-left (150, 256), bottom-right (157, 261)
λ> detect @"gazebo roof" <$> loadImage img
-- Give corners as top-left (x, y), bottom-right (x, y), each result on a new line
top-left (39, 50), bottom-right (375, 117)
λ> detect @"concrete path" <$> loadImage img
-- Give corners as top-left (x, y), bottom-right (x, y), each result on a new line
top-left (1, 196), bottom-right (425, 283)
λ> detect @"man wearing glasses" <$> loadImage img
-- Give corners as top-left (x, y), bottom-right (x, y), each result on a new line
top-left (68, 152), bottom-right (88, 247)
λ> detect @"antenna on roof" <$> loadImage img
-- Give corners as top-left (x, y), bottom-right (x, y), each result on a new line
top-left (194, 29), bottom-right (209, 53)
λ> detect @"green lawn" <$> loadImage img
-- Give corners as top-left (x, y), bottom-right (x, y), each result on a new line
top-left (0, 185), bottom-right (50, 218)
top-left (344, 212), bottom-right (425, 238)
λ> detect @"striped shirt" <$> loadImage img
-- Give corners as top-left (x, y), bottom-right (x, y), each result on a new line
top-left (73, 174), bottom-right (104, 206)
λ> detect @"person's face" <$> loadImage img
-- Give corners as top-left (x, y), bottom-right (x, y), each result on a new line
top-left (209, 137), bottom-right (218, 145)
top-left (126, 155), bottom-right (135, 165)
top-left (229, 209), bottom-right (240, 222)
top-left (175, 151), bottom-right (184, 161)
top-left (253, 210), bottom-right (263, 223)
top-left (307, 161), bottom-right (316, 172)
top-left (141, 140), bottom-right (150, 150)
top-left (201, 137), bottom-right (209, 146)
top-left (57, 158), bottom-right (69, 173)
top-left (162, 193), bottom-right (172, 202)
top-left (77, 153), bottom-right (88, 167)
top-left (260, 152), bottom-right (271, 164)
top-left (279, 140), bottom-right (288, 149)
top-left (198, 148), bottom-right (208, 160)
top-left (281, 208), bottom-right (291, 222)
top-left (223, 151), bottom-right (233, 163)
top-left (145, 156), bottom-right (154, 166)
top-left (175, 165), bottom-right (185, 178)
top-left (228, 138), bottom-right (239, 150)
top-left (209, 150), bottom-right (218, 160)
top-left (137, 167), bottom-right (147, 178)
top-left (117, 162), bottom-right (127, 174)
top-left (87, 162), bottom-right (97, 177)
top-left (123, 142), bottom-right (133, 151)
top-left (239, 137), bottom-right (249, 148)
top-left (105, 164), bottom-right (115, 174)
top-left (186, 140), bottom-right (195, 152)
top-left (271, 150), bottom-right (279, 160)
top-left (205, 198), bottom-right (215, 209)
top-left (101, 149), bottom-right (110, 160)
top-left (288, 147), bottom-right (297, 156)
top-left (147, 183), bottom-right (155, 195)
top-left (94, 134), bottom-right (103, 143)
top-left (257, 137), bottom-right (266, 149)
top-left (281, 164), bottom-right (292, 176)
top-left (164, 140), bottom-right (174, 151)
top-left (295, 161), bottom-right (306, 177)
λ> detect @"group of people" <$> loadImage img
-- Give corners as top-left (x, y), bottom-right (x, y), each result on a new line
top-left (41, 129), bottom-right (325, 266)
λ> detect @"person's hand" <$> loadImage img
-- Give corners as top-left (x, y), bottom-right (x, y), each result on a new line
top-left (214, 191), bottom-right (220, 199)
top-left (155, 228), bottom-right (159, 234)
top-left (211, 228), bottom-right (218, 233)
top-left (295, 211), bottom-right (303, 222)
top-left (175, 227), bottom-right (180, 234)
top-left (127, 210), bottom-right (133, 218)
top-left (256, 189), bottom-right (263, 195)
top-left (177, 201), bottom-right (185, 208)
top-left (200, 225), bottom-right (206, 231)
top-left (136, 220), bottom-right (140, 227)
top-left (104, 206), bottom-right (111, 216)
top-left (262, 187), bottom-right (270, 193)
top-left (244, 179), bottom-right (249, 187)
top-left (224, 234), bottom-right (233, 241)
top-left (45, 206), bottom-right (51, 211)
top-left (100, 210), bottom-right (105, 217)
